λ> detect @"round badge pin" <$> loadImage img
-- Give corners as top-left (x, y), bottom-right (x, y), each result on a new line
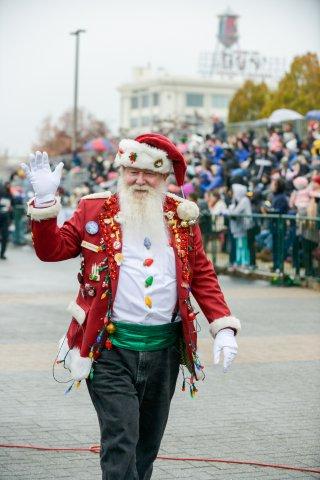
top-left (113, 240), bottom-right (121, 250)
top-left (85, 221), bottom-right (99, 235)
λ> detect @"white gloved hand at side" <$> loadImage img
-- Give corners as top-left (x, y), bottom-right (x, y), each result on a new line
top-left (21, 151), bottom-right (64, 206)
top-left (213, 328), bottom-right (238, 373)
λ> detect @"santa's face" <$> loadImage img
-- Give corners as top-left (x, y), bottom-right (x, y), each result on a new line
top-left (122, 167), bottom-right (167, 197)
top-left (117, 168), bottom-right (169, 246)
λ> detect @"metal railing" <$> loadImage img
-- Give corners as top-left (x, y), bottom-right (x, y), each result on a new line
top-left (202, 213), bottom-right (320, 281)
top-left (4, 207), bottom-right (320, 282)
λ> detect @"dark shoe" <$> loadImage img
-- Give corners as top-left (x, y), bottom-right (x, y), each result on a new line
top-left (0, 255), bottom-right (7, 260)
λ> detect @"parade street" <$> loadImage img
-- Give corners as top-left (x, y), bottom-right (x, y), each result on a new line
top-left (0, 245), bottom-right (319, 480)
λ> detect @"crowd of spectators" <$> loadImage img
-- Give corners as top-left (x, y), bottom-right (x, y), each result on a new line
top-left (174, 120), bottom-right (320, 276)
top-left (1, 119), bottom-right (320, 277)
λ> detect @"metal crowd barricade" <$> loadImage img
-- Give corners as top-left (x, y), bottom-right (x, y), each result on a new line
top-left (208, 213), bottom-right (320, 280)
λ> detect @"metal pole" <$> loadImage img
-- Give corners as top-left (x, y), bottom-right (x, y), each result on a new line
top-left (70, 29), bottom-right (86, 160)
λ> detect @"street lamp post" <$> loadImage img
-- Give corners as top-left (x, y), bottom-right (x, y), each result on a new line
top-left (70, 29), bottom-right (86, 162)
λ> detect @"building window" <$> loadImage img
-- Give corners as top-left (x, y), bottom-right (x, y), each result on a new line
top-left (186, 93), bottom-right (203, 107)
top-left (212, 94), bottom-right (230, 108)
top-left (152, 93), bottom-right (159, 106)
top-left (131, 96), bottom-right (139, 109)
top-left (142, 94), bottom-right (149, 108)
top-left (141, 116), bottom-right (150, 126)
top-left (130, 117), bottom-right (139, 128)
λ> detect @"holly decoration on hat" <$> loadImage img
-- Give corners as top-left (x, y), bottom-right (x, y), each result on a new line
top-left (129, 152), bottom-right (137, 164)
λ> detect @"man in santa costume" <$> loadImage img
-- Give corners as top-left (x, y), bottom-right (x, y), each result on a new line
top-left (22, 133), bottom-right (240, 480)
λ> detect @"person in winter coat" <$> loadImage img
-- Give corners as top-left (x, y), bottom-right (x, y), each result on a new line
top-left (226, 184), bottom-right (252, 267)
top-left (0, 182), bottom-right (14, 259)
top-left (267, 178), bottom-right (289, 272)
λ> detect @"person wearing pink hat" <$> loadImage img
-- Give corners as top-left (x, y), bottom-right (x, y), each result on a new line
top-left (22, 133), bottom-right (240, 480)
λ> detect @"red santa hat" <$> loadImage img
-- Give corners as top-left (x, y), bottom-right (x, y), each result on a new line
top-left (114, 133), bottom-right (187, 186)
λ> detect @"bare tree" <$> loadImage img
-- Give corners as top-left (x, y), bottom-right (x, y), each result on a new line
top-left (33, 108), bottom-right (110, 156)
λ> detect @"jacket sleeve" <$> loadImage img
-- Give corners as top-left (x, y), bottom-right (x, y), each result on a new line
top-left (190, 224), bottom-right (241, 337)
top-left (228, 198), bottom-right (246, 215)
top-left (29, 198), bottom-right (85, 262)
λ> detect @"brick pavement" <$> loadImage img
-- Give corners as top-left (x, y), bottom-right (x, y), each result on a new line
top-left (0, 245), bottom-right (319, 479)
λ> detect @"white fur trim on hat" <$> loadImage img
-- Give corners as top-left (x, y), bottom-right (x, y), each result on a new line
top-left (166, 193), bottom-right (200, 222)
top-left (27, 197), bottom-right (61, 221)
top-left (209, 316), bottom-right (241, 338)
top-left (67, 301), bottom-right (86, 323)
top-left (114, 139), bottom-right (172, 174)
top-left (81, 191), bottom-right (112, 200)
top-left (57, 336), bottom-right (92, 381)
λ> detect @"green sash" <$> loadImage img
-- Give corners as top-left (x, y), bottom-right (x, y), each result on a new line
top-left (110, 321), bottom-right (182, 352)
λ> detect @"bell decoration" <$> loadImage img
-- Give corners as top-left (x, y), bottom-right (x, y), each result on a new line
top-left (105, 339), bottom-right (113, 350)
top-left (106, 322), bottom-right (116, 334)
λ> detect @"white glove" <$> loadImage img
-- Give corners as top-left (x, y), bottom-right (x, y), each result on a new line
top-left (21, 151), bottom-right (64, 206)
top-left (213, 328), bottom-right (238, 373)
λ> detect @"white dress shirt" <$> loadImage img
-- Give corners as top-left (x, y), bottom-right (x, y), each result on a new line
top-left (112, 232), bottom-right (178, 325)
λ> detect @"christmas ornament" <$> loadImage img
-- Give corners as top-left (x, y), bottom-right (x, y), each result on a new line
top-left (114, 253), bottom-right (124, 265)
top-left (106, 323), bottom-right (116, 334)
top-left (144, 237), bottom-right (151, 249)
top-left (145, 296), bottom-right (152, 308)
top-left (145, 276), bottom-right (153, 287)
top-left (143, 258), bottom-right (153, 267)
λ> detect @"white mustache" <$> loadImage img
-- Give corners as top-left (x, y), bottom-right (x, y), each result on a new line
top-left (131, 186), bottom-right (151, 192)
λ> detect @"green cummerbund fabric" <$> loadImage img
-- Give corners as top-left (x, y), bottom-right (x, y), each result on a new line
top-left (110, 321), bottom-right (182, 352)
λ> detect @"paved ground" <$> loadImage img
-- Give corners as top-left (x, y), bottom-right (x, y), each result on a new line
top-left (0, 244), bottom-right (320, 479)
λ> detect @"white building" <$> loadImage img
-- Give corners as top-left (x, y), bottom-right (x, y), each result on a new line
top-left (118, 67), bottom-right (241, 137)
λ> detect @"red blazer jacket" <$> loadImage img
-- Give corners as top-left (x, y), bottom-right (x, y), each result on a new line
top-left (28, 192), bottom-right (240, 381)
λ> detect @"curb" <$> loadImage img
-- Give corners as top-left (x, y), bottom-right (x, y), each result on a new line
top-left (216, 266), bottom-right (320, 292)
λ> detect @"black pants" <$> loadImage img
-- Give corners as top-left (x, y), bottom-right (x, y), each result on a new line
top-left (87, 345), bottom-right (180, 480)
top-left (0, 215), bottom-right (9, 258)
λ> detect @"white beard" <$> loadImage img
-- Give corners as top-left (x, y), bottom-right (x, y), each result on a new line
top-left (117, 172), bottom-right (169, 248)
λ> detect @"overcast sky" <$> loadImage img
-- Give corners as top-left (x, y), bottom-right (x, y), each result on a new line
top-left (1, 0), bottom-right (320, 157)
